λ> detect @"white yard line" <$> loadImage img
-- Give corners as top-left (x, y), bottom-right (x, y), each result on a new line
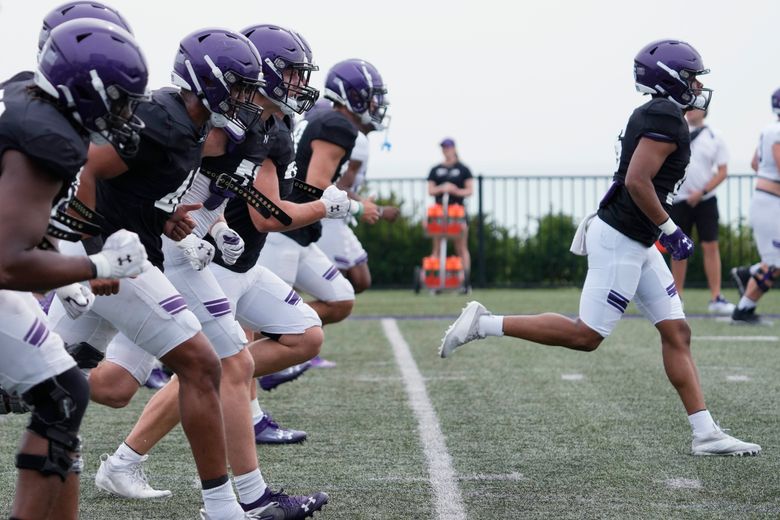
top-left (692, 336), bottom-right (778, 342)
top-left (381, 318), bottom-right (467, 520)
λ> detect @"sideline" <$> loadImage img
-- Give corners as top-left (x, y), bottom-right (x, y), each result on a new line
top-left (381, 318), bottom-right (467, 520)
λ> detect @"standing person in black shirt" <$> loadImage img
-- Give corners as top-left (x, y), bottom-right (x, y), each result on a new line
top-left (439, 39), bottom-right (760, 457)
top-left (427, 137), bottom-right (473, 290)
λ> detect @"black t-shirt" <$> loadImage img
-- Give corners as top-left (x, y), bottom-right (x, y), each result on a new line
top-left (427, 161), bottom-right (473, 205)
top-left (206, 116), bottom-right (295, 273)
top-left (283, 110), bottom-right (357, 246)
top-left (597, 97), bottom-right (691, 246)
top-left (0, 72), bottom-right (88, 207)
top-left (96, 88), bottom-right (207, 269)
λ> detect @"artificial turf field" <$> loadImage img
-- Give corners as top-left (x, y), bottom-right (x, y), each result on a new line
top-left (2, 288), bottom-right (780, 519)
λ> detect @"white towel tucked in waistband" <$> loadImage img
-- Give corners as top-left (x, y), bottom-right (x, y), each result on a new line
top-left (569, 211), bottom-right (598, 256)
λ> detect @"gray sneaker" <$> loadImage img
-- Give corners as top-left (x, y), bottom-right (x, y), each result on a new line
top-left (439, 301), bottom-right (491, 358)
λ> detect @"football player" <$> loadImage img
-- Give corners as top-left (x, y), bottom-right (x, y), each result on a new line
top-left (82, 24), bottom-right (335, 516)
top-left (47, 28), bottom-right (272, 519)
top-left (257, 58), bottom-right (386, 367)
top-left (439, 39), bottom-right (761, 457)
top-left (317, 96), bottom-right (401, 294)
top-left (0, 18), bottom-right (149, 519)
top-left (728, 87), bottom-right (780, 324)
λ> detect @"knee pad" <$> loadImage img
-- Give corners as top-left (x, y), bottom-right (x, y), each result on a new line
top-left (65, 341), bottom-right (105, 370)
top-left (15, 367), bottom-right (89, 481)
top-left (753, 266), bottom-right (775, 293)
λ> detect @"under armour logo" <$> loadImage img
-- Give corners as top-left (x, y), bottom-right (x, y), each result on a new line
top-left (301, 497), bottom-right (316, 512)
top-left (116, 255), bottom-right (132, 266)
top-left (330, 205), bottom-right (340, 213)
top-left (198, 243), bottom-right (206, 250)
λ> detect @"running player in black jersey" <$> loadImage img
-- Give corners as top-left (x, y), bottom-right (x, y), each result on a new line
top-left (0, 17), bottom-right (149, 519)
top-left (440, 40), bottom-right (760, 457)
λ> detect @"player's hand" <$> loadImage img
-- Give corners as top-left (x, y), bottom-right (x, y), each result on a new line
top-left (658, 227), bottom-right (694, 261)
top-left (88, 229), bottom-right (151, 279)
top-left (55, 283), bottom-right (95, 320)
top-left (163, 203), bottom-right (202, 241)
top-left (211, 222), bottom-right (244, 266)
top-left (89, 278), bottom-right (120, 296)
top-left (441, 182), bottom-right (457, 194)
top-left (359, 196), bottom-right (380, 224)
top-left (686, 190), bottom-right (703, 208)
top-left (380, 205), bottom-right (400, 222)
top-left (176, 233), bottom-right (215, 271)
top-left (320, 185), bottom-right (351, 219)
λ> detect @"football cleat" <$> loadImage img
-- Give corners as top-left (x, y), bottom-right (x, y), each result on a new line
top-left (259, 362), bottom-right (312, 392)
top-left (707, 295), bottom-right (735, 315)
top-left (730, 266), bottom-right (752, 297)
top-left (731, 306), bottom-right (764, 325)
top-left (691, 426), bottom-right (761, 456)
top-left (439, 301), bottom-right (491, 358)
top-left (240, 488), bottom-right (329, 519)
top-left (143, 367), bottom-right (171, 390)
top-left (308, 355), bottom-right (337, 369)
top-left (95, 453), bottom-right (171, 499)
top-left (254, 414), bottom-right (307, 445)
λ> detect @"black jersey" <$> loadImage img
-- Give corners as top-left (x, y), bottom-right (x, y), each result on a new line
top-left (283, 110), bottom-right (357, 246)
top-left (96, 88), bottom-right (207, 269)
top-left (597, 97), bottom-right (691, 246)
top-left (427, 161), bottom-right (473, 205)
top-left (210, 115), bottom-right (295, 273)
top-left (0, 72), bottom-right (88, 207)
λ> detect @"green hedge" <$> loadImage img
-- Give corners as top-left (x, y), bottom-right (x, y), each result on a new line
top-left (353, 197), bottom-right (759, 288)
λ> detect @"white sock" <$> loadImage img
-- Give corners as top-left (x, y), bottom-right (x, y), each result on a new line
top-left (113, 442), bottom-right (142, 464)
top-left (738, 295), bottom-right (756, 310)
top-left (250, 399), bottom-right (264, 424)
top-left (478, 315), bottom-right (504, 337)
top-left (202, 480), bottom-right (243, 519)
top-left (234, 469), bottom-right (267, 507)
top-left (688, 409), bottom-right (716, 436)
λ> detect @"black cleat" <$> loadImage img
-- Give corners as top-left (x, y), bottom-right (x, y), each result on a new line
top-left (731, 306), bottom-right (763, 325)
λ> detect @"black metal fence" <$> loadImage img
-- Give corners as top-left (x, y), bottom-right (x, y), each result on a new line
top-left (357, 174), bottom-right (759, 288)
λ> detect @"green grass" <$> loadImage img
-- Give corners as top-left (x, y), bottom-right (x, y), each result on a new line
top-left (2, 288), bottom-right (780, 518)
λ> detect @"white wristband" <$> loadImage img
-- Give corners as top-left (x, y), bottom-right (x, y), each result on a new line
top-left (349, 201), bottom-right (364, 217)
top-left (210, 220), bottom-right (229, 238)
top-left (659, 218), bottom-right (677, 235)
top-left (88, 254), bottom-right (110, 279)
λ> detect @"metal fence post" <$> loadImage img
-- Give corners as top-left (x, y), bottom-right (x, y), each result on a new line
top-left (477, 174), bottom-right (486, 287)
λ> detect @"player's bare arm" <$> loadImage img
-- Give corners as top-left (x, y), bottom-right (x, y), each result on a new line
top-left (624, 137), bottom-right (677, 225)
top-left (247, 158), bottom-right (326, 233)
top-left (0, 150), bottom-right (95, 291)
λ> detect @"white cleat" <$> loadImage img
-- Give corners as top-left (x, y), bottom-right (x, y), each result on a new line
top-left (691, 426), bottom-right (761, 457)
top-left (707, 298), bottom-right (735, 316)
top-left (95, 453), bottom-right (172, 498)
top-left (439, 301), bottom-right (491, 358)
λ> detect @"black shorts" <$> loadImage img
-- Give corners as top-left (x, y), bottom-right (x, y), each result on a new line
top-left (669, 196), bottom-right (719, 242)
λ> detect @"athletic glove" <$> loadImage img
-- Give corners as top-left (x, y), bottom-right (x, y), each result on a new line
top-left (658, 220), bottom-right (694, 261)
top-left (55, 283), bottom-right (95, 320)
top-left (88, 229), bottom-right (151, 279)
top-left (320, 185), bottom-right (356, 219)
top-left (210, 221), bottom-right (244, 266)
top-left (176, 233), bottom-right (215, 271)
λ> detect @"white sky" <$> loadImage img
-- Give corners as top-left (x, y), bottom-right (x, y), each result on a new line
top-left (1, 0), bottom-right (778, 178)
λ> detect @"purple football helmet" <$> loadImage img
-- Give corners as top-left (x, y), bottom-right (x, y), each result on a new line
top-left (171, 27), bottom-right (265, 142)
top-left (38, 1), bottom-right (132, 51)
top-left (242, 24), bottom-right (319, 115)
top-left (772, 88), bottom-right (780, 115)
top-left (35, 19), bottom-right (150, 156)
top-left (634, 39), bottom-right (711, 110)
top-left (324, 59), bottom-right (389, 130)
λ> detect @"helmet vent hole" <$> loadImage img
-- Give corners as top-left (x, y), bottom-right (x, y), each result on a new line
top-left (197, 34), bottom-right (210, 43)
top-left (76, 32), bottom-right (91, 43)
